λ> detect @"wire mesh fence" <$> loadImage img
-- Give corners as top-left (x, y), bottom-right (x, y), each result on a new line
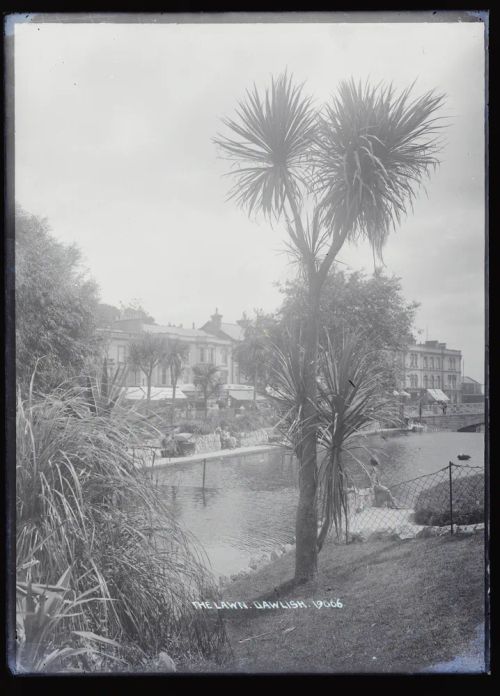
top-left (344, 462), bottom-right (484, 541)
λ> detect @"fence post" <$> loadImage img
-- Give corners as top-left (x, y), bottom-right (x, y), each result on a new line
top-left (449, 461), bottom-right (454, 535)
top-left (202, 458), bottom-right (206, 490)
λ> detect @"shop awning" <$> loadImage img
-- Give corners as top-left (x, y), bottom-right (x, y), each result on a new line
top-left (123, 387), bottom-right (187, 401)
top-left (426, 388), bottom-right (450, 402)
top-left (393, 390), bottom-right (411, 397)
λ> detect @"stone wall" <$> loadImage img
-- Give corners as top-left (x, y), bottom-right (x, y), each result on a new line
top-left (194, 433), bottom-right (221, 454)
top-left (193, 427), bottom-right (270, 454)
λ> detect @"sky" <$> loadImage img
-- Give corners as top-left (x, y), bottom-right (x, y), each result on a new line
top-left (12, 15), bottom-right (486, 382)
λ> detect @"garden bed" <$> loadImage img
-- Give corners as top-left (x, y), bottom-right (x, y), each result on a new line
top-left (413, 473), bottom-right (484, 526)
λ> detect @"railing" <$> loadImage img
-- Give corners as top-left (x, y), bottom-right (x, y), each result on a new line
top-left (340, 462), bottom-right (484, 542)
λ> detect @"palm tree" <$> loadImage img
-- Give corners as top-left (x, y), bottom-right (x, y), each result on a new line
top-left (166, 339), bottom-right (189, 423)
top-left (128, 333), bottom-right (171, 406)
top-left (215, 72), bottom-right (444, 582)
top-left (192, 364), bottom-right (223, 419)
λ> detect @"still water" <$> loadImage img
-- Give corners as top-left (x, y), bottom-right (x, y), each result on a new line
top-left (154, 431), bottom-right (484, 578)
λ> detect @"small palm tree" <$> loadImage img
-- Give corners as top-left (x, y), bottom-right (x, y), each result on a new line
top-left (166, 339), bottom-right (189, 423)
top-left (314, 332), bottom-right (398, 549)
top-left (215, 72), bottom-right (445, 581)
top-left (192, 364), bottom-right (223, 419)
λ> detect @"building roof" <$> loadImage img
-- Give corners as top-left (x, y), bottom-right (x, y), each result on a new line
top-left (201, 320), bottom-right (245, 342)
top-left (409, 341), bottom-right (461, 354)
top-left (143, 323), bottom-right (230, 344)
top-left (219, 323), bottom-right (245, 342)
top-left (463, 376), bottom-right (481, 384)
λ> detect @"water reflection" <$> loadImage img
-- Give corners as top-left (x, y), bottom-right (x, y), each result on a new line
top-left (154, 432), bottom-right (484, 578)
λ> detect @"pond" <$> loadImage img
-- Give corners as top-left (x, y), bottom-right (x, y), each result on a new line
top-left (153, 431), bottom-right (484, 579)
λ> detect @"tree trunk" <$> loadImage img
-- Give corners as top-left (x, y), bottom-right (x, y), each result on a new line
top-left (294, 276), bottom-right (321, 582)
top-left (171, 377), bottom-right (177, 424)
top-left (146, 369), bottom-right (152, 407)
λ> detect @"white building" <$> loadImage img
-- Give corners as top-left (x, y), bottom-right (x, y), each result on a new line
top-left (400, 339), bottom-right (463, 404)
top-left (97, 312), bottom-right (244, 399)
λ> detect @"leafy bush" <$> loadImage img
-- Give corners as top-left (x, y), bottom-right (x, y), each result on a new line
top-left (16, 384), bottom-right (227, 672)
top-left (176, 421), bottom-right (214, 435)
top-left (413, 473), bottom-right (484, 526)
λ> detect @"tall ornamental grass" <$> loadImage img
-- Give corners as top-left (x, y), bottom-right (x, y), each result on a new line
top-left (16, 383), bottom-right (227, 671)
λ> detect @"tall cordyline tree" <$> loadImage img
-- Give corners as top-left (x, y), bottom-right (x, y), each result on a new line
top-left (215, 72), bottom-right (444, 581)
top-left (167, 339), bottom-right (189, 422)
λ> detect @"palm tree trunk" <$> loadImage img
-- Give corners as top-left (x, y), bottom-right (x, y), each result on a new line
top-left (294, 276), bottom-right (321, 582)
top-left (146, 369), bottom-right (152, 407)
top-left (172, 382), bottom-right (177, 423)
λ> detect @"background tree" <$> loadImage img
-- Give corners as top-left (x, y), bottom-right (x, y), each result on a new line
top-left (128, 333), bottom-right (171, 405)
top-left (15, 205), bottom-right (100, 394)
top-left (235, 310), bottom-right (277, 403)
top-left (192, 364), bottom-right (223, 418)
top-left (95, 303), bottom-right (121, 328)
top-left (166, 339), bottom-right (190, 422)
top-left (215, 73), bottom-right (444, 582)
top-left (119, 300), bottom-right (156, 324)
top-left (277, 269), bottom-right (419, 395)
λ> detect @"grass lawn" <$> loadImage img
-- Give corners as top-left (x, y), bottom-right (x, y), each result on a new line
top-left (206, 533), bottom-right (485, 673)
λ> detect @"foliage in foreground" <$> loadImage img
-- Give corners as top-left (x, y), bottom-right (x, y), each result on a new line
top-left (270, 329), bottom-right (399, 549)
top-left (16, 384), bottom-right (227, 672)
top-left (413, 473), bottom-right (484, 526)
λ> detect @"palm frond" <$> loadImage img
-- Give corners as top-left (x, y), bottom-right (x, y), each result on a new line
top-left (314, 331), bottom-right (398, 548)
top-left (312, 78), bottom-right (445, 261)
top-left (214, 71), bottom-right (317, 220)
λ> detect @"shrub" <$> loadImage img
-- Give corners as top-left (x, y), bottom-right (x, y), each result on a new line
top-left (16, 384), bottom-right (227, 672)
top-left (413, 473), bottom-right (484, 526)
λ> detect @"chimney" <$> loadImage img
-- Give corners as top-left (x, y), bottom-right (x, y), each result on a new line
top-left (210, 307), bottom-right (222, 331)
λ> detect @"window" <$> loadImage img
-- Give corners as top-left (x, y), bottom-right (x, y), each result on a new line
top-left (199, 348), bottom-right (205, 363)
top-left (423, 375), bottom-right (428, 388)
top-left (436, 358), bottom-right (440, 370)
top-left (161, 366), bottom-right (167, 385)
top-left (209, 348), bottom-right (215, 364)
top-left (117, 345), bottom-right (126, 363)
top-left (436, 376), bottom-right (440, 388)
top-left (424, 357), bottom-right (428, 368)
top-left (430, 358), bottom-right (434, 369)
top-left (221, 348), bottom-right (228, 365)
